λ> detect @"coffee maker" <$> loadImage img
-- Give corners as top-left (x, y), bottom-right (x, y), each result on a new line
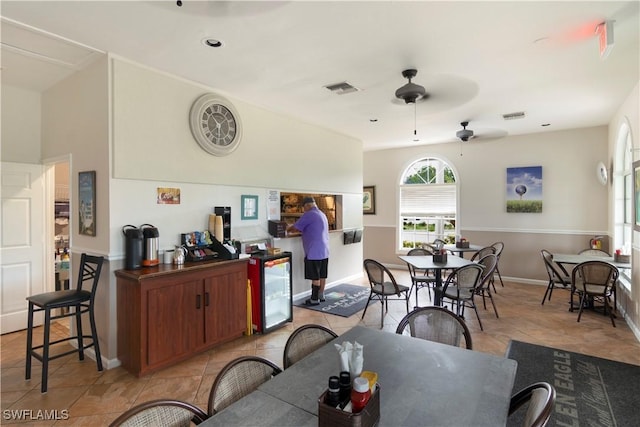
top-left (141, 224), bottom-right (160, 266)
top-left (122, 225), bottom-right (143, 270)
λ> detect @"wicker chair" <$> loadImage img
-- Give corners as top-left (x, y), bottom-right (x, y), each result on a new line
top-left (475, 254), bottom-right (499, 319)
top-left (470, 245), bottom-right (496, 262)
top-left (109, 399), bottom-right (208, 426)
top-left (362, 259), bottom-right (411, 328)
top-left (207, 356), bottom-right (282, 415)
top-left (404, 247), bottom-right (436, 307)
top-left (570, 261), bottom-right (619, 327)
top-left (433, 263), bottom-right (485, 330)
top-left (540, 249), bottom-right (571, 305)
top-left (395, 306), bottom-right (473, 350)
top-left (578, 248), bottom-right (611, 257)
top-left (490, 241), bottom-right (505, 288)
top-left (283, 324), bottom-right (337, 369)
top-left (509, 382), bottom-right (556, 427)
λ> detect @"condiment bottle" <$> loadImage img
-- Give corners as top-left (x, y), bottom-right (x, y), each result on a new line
top-left (325, 376), bottom-right (340, 407)
top-left (338, 371), bottom-right (351, 407)
top-left (350, 376), bottom-right (371, 413)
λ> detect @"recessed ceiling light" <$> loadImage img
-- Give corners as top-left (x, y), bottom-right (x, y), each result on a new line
top-left (202, 38), bottom-right (223, 48)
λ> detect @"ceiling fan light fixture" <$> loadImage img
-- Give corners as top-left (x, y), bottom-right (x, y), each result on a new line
top-left (456, 121), bottom-right (474, 142)
top-left (395, 69), bottom-right (427, 104)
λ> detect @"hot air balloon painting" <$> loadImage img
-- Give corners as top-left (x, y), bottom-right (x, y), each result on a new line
top-left (506, 166), bottom-right (542, 213)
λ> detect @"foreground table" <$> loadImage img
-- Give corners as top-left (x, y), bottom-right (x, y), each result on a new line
top-left (203, 325), bottom-right (517, 426)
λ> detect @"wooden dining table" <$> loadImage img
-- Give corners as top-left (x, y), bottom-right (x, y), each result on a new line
top-left (202, 325), bottom-right (518, 426)
top-left (399, 254), bottom-right (476, 305)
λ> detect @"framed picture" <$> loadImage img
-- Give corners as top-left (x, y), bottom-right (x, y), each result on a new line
top-left (634, 161), bottom-right (640, 231)
top-left (363, 185), bottom-right (376, 215)
top-left (506, 166), bottom-right (543, 213)
top-left (241, 195), bottom-right (259, 220)
top-left (78, 171), bottom-right (96, 236)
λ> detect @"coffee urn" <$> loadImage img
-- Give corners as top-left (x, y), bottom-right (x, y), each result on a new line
top-left (122, 225), bottom-right (143, 270)
top-left (141, 224), bottom-right (160, 266)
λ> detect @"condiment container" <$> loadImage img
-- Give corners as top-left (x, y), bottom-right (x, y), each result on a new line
top-left (339, 371), bottom-right (351, 406)
top-left (325, 376), bottom-right (341, 408)
top-left (350, 376), bottom-right (371, 413)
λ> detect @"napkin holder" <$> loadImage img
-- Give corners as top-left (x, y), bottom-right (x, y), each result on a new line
top-left (433, 253), bottom-right (448, 263)
top-left (318, 384), bottom-right (380, 427)
top-left (614, 253), bottom-right (630, 263)
top-left (456, 241), bottom-right (470, 248)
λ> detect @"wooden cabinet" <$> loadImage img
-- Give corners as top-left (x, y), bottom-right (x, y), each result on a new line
top-left (116, 259), bottom-right (248, 376)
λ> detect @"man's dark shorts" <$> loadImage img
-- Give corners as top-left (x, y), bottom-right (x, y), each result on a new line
top-left (304, 258), bottom-right (328, 280)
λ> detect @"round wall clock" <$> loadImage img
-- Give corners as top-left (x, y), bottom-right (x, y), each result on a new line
top-left (189, 93), bottom-right (242, 156)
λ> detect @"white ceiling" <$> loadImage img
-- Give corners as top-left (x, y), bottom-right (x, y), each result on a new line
top-left (1, 1), bottom-right (638, 151)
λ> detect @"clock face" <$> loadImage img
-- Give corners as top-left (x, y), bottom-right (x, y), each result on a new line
top-left (189, 94), bottom-right (242, 156)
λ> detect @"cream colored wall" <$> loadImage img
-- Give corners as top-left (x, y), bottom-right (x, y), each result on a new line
top-left (1, 85), bottom-right (41, 163)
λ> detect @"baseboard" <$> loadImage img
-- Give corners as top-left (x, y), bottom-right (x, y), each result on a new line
top-left (68, 342), bottom-right (121, 370)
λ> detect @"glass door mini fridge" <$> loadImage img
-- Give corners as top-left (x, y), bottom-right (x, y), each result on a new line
top-left (248, 252), bottom-right (293, 333)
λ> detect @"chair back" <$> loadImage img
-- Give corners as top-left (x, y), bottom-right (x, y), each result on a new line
top-left (490, 241), bottom-right (504, 258)
top-left (540, 250), bottom-right (569, 283)
top-left (396, 306), bottom-right (473, 349)
top-left (363, 259), bottom-right (402, 294)
top-left (208, 356), bottom-right (282, 415)
top-left (109, 399), bottom-right (208, 427)
top-left (571, 261), bottom-right (618, 293)
top-left (405, 248), bottom-right (432, 276)
top-left (476, 254), bottom-right (498, 289)
top-left (470, 246), bottom-right (496, 262)
top-left (509, 382), bottom-right (556, 427)
top-left (283, 324), bottom-right (337, 369)
top-left (442, 263), bottom-right (484, 294)
top-left (77, 253), bottom-right (105, 299)
top-left (432, 238), bottom-right (446, 250)
top-left (578, 248), bottom-right (611, 257)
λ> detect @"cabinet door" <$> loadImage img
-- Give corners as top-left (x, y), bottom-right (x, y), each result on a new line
top-left (147, 280), bottom-right (201, 366)
top-left (203, 268), bottom-right (247, 346)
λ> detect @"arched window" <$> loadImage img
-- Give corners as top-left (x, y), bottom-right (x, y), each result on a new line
top-left (399, 157), bottom-right (457, 249)
top-left (613, 121), bottom-right (633, 287)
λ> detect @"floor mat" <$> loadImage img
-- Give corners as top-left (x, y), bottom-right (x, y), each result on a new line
top-left (506, 339), bottom-right (640, 427)
top-left (294, 284), bottom-right (370, 317)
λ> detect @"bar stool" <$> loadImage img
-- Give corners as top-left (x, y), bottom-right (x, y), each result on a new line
top-left (26, 253), bottom-right (104, 393)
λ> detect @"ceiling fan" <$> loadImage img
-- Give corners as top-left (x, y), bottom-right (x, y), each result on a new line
top-left (394, 69), bottom-right (429, 104)
top-left (455, 121), bottom-right (508, 142)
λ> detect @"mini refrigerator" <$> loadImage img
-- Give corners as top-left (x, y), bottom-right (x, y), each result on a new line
top-left (248, 252), bottom-right (293, 333)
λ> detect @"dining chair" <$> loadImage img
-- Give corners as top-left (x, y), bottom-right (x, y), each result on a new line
top-left (395, 306), bottom-right (473, 350)
top-left (570, 261), bottom-right (619, 327)
top-left (540, 249), bottom-right (571, 305)
top-left (433, 263), bottom-right (485, 330)
top-left (508, 382), bottom-right (556, 427)
top-left (26, 253), bottom-right (104, 393)
top-left (404, 247), bottom-right (436, 307)
top-left (283, 324), bottom-right (337, 369)
top-left (362, 259), bottom-right (411, 328)
top-left (578, 248), bottom-right (611, 257)
top-left (207, 356), bottom-right (282, 415)
top-left (469, 245), bottom-right (496, 262)
top-left (109, 399), bottom-right (208, 426)
top-left (475, 254), bottom-right (500, 318)
top-left (490, 241), bottom-right (505, 288)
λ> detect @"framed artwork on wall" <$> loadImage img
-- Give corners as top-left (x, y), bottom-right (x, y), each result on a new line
top-left (506, 166), bottom-right (543, 213)
top-left (363, 185), bottom-right (376, 215)
top-left (241, 195), bottom-right (258, 220)
top-left (634, 161), bottom-right (640, 231)
top-left (78, 171), bottom-right (96, 236)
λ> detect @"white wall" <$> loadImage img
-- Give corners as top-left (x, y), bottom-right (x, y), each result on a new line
top-left (1, 85), bottom-right (41, 163)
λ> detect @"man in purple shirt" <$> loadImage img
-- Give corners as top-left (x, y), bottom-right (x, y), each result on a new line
top-left (287, 196), bottom-right (329, 306)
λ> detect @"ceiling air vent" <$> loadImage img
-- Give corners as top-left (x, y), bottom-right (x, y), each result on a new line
top-left (324, 81), bottom-right (360, 95)
top-left (502, 111), bottom-right (526, 120)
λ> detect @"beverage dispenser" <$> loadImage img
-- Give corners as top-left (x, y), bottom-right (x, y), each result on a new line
top-left (122, 225), bottom-right (143, 270)
top-left (141, 224), bottom-right (160, 266)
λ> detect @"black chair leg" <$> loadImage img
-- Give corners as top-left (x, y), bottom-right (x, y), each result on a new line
top-left (75, 305), bottom-right (84, 361)
top-left (41, 309), bottom-right (51, 393)
top-left (89, 306), bottom-right (103, 371)
top-left (25, 303), bottom-right (34, 381)
top-left (361, 294), bottom-right (373, 320)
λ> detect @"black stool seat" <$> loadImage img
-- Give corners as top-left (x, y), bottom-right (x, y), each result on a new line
top-left (26, 253), bottom-right (104, 393)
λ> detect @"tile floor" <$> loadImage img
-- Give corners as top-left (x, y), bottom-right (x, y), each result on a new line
top-left (2, 269), bottom-right (639, 425)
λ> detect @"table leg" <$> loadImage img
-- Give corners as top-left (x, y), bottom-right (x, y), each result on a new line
top-left (433, 270), bottom-right (443, 306)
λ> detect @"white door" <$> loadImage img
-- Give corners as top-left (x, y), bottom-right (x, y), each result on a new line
top-left (1, 162), bottom-right (46, 334)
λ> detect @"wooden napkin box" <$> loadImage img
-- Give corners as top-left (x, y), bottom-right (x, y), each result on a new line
top-left (433, 253), bottom-right (448, 263)
top-left (318, 384), bottom-right (380, 427)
